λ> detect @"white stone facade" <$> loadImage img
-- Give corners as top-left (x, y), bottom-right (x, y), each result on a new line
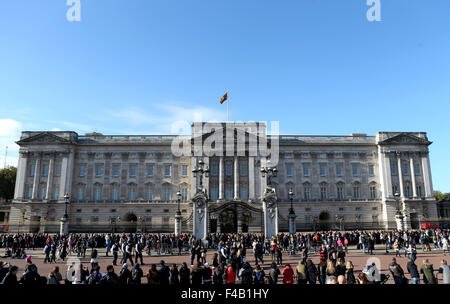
top-left (9, 125), bottom-right (439, 233)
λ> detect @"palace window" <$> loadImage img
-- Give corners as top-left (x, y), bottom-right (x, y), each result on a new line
top-left (304, 187), bottom-right (311, 200)
top-left (211, 165), bottom-right (218, 176)
top-left (320, 187), bottom-right (327, 200)
top-left (286, 165), bottom-right (293, 177)
top-left (353, 186), bottom-right (360, 199)
top-left (241, 187), bottom-right (248, 199)
top-left (319, 165), bottom-right (326, 177)
top-left (129, 186), bottom-right (136, 200)
top-left (79, 165), bottom-right (86, 177)
top-left (181, 188), bottom-right (188, 200)
top-left (129, 165), bottom-right (137, 177)
top-left (182, 165), bottom-right (188, 177)
top-left (368, 164), bottom-right (375, 176)
top-left (163, 188), bottom-right (171, 200)
top-left (77, 187), bottom-right (84, 200)
top-left (303, 165), bottom-right (310, 177)
top-left (40, 187), bottom-right (46, 200)
top-left (55, 164), bottom-right (61, 176)
top-left (390, 164), bottom-right (397, 175)
top-left (241, 164), bottom-right (248, 176)
top-left (414, 164), bottom-right (421, 175)
top-left (29, 164), bottom-right (35, 177)
top-left (336, 164), bottom-right (343, 177)
top-left (146, 188), bottom-right (152, 200)
top-left (95, 164), bottom-right (103, 177)
top-left (337, 186), bottom-right (344, 200)
top-left (352, 164), bottom-right (359, 176)
top-left (112, 164), bottom-right (120, 177)
top-left (392, 185), bottom-right (399, 195)
top-left (416, 185), bottom-right (423, 197)
top-left (42, 164), bottom-right (49, 177)
top-left (402, 163), bottom-right (409, 175)
top-left (226, 164), bottom-right (232, 176)
top-left (164, 165), bottom-right (171, 177)
top-left (370, 186), bottom-right (377, 199)
top-left (210, 187), bottom-right (218, 200)
top-left (147, 165), bottom-right (153, 177)
top-left (27, 187), bottom-right (33, 199)
top-left (405, 185), bottom-right (412, 198)
top-left (94, 187), bottom-right (101, 200)
top-left (53, 186), bottom-right (59, 200)
top-left (112, 188), bottom-right (119, 200)
top-left (225, 186), bottom-right (233, 199)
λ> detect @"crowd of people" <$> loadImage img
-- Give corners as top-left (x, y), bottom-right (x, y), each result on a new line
top-left (0, 229), bottom-right (449, 285)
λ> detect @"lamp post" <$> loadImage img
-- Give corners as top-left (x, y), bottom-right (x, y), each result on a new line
top-left (288, 188), bottom-right (296, 235)
top-left (175, 191), bottom-right (182, 235)
top-left (192, 159), bottom-right (209, 241)
top-left (394, 192), bottom-right (404, 231)
top-left (60, 193), bottom-right (70, 235)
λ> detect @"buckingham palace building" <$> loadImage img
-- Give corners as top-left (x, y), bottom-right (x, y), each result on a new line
top-left (8, 122), bottom-right (439, 233)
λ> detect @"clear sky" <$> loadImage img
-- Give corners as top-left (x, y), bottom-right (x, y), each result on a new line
top-left (0, 0), bottom-right (449, 191)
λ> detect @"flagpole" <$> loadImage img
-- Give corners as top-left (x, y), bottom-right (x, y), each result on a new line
top-left (227, 91), bottom-right (230, 121)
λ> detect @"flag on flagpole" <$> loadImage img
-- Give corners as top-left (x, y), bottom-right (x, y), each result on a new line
top-left (219, 92), bottom-right (228, 104)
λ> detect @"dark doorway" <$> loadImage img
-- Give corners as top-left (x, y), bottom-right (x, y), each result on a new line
top-left (220, 209), bottom-right (237, 233)
top-left (410, 213), bottom-right (419, 229)
top-left (242, 224), bottom-right (249, 233)
top-left (318, 211), bottom-right (330, 231)
top-left (209, 219), bottom-right (217, 233)
top-left (123, 212), bottom-right (137, 233)
top-left (30, 216), bottom-right (40, 233)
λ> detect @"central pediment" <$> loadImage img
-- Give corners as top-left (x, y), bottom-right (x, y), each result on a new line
top-left (378, 133), bottom-right (431, 146)
top-left (16, 132), bottom-right (73, 145)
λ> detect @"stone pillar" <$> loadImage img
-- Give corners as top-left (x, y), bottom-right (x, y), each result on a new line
top-left (60, 149), bottom-right (75, 200)
top-left (410, 155), bottom-right (417, 198)
top-left (288, 211), bottom-right (297, 234)
top-left (248, 156), bottom-right (255, 201)
top-left (60, 216), bottom-right (68, 235)
top-left (14, 151), bottom-right (28, 199)
top-left (32, 154), bottom-right (41, 199)
top-left (45, 154), bottom-right (55, 200)
top-left (218, 156), bottom-right (224, 200)
top-left (395, 213), bottom-right (404, 231)
top-left (234, 156), bottom-right (239, 199)
top-left (421, 152), bottom-right (433, 197)
top-left (174, 211), bottom-right (182, 235)
top-left (397, 153), bottom-right (404, 198)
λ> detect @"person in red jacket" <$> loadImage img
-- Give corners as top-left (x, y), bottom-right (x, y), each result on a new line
top-left (226, 264), bottom-right (236, 284)
top-left (282, 264), bottom-right (294, 284)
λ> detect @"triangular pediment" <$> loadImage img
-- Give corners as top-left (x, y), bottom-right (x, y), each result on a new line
top-left (191, 126), bottom-right (269, 144)
top-left (16, 132), bottom-right (72, 145)
top-left (379, 133), bottom-right (431, 145)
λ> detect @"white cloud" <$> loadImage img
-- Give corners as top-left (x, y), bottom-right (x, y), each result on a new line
top-left (0, 118), bottom-right (22, 168)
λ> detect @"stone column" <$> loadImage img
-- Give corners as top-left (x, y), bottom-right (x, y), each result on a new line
top-left (410, 155), bottom-right (417, 198)
top-left (174, 211), bottom-right (182, 235)
top-left (14, 151), bottom-right (28, 199)
top-left (219, 156), bottom-right (224, 200)
top-left (397, 153), bottom-right (404, 198)
top-left (288, 211), bottom-right (297, 234)
top-left (248, 156), bottom-right (255, 201)
top-left (421, 152), bottom-right (433, 197)
top-left (45, 154), bottom-right (55, 200)
top-left (32, 154), bottom-right (41, 199)
top-left (234, 156), bottom-right (239, 199)
top-left (60, 149), bottom-right (75, 200)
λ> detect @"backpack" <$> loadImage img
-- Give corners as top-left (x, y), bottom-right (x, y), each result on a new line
top-left (255, 271), bottom-right (264, 283)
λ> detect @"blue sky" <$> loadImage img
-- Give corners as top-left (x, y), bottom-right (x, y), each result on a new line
top-left (0, 0), bottom-right (449, 191)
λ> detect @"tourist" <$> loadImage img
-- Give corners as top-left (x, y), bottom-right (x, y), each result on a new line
top-left (420, 259), bottom-right (436, 284)
top-left (357, 272), bottom-right (369, 284)
top-left (169, 263), bottom-right (180, 284)
top-left (0, 265), bottom-right (18, 286)
top-left (407, 258), bottom-right (420, 284)
top-left (179, 262), bottom-right (191, 285)
top-left (345, 261), bottom-right (356, 284)
top-left (438, 260), bottom-right (450, 284)
top-left (47, 266), bottom-right (62, 284)
top-left (296, 260), bottom-right (307, 284)
top-left (119, 263), bottom-right (132, 285)
top-left (389, 258), bottom-right (405, 285)
top-left (253, 264), bottom-right (265, 284)
top-left (325, 261), bottom-right (337, 284)
top-left (146, 264), bottom-right (159, 284)
top-left (306, 259), bottom-right (318, 285)
top-left (159, 260), bottom-right (170, 285)
top-left (281, 263), bottom-right (294, 284)
top-left (203, 263), bottom-right (213, 284)
top-left (225, 263), bottom-right (236, 284)
top-left (268, 262), bottom-right (280, 284)
top-left (191, 262), bottom-right (204, 285)
top-left (99, 265), bottom-right (118, 285)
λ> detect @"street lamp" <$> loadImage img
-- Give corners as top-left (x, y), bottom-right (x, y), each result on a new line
top-left (175, 191), bottom-right (182, 235)
top-left (60, 193), bottom-right (70, 235)
top-left (288, 188), bottom-right (296, 234)
top-left (260, 160), bottom-right (278, 186)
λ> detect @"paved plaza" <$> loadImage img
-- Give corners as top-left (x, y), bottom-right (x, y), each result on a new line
top-left (1, 244), bottom-right (448, 284)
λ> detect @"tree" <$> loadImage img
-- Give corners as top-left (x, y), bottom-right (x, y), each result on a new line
top-left (435, 191), bottom-right (450, 202)
top-left (0, 166), bottom-right (17, 200)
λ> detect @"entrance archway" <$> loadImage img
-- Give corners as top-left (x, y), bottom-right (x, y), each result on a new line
top-left (123, 212), bottom-right (137, 233)
top-left (318, 211), bottom-right (330, 231)
top-left (219, 209), bottom-right (237, 233)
